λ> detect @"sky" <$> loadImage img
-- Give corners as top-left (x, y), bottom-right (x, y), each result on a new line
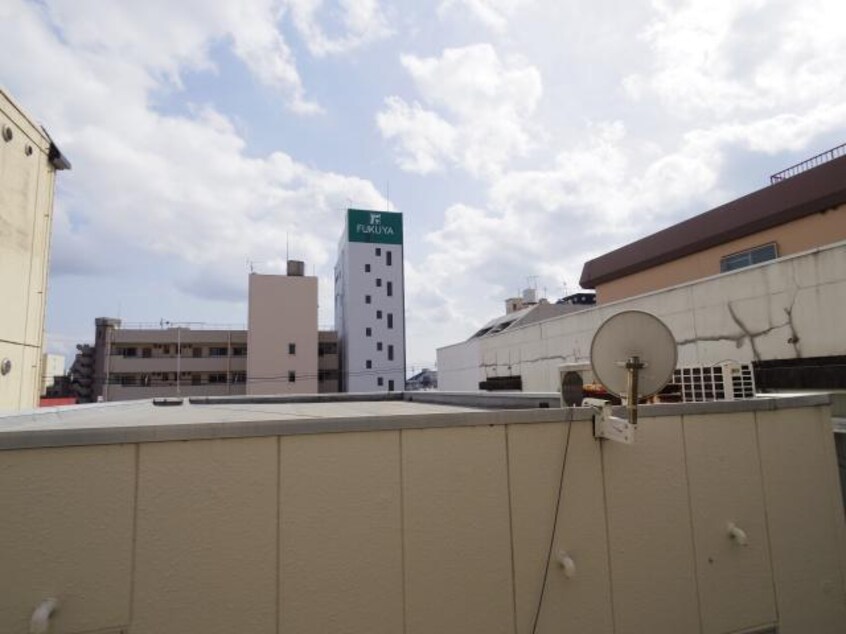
top-left (2, 0), bottom-right (845, 372)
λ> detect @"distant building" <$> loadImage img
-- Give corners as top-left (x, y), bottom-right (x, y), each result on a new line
top-left (439, 147), bottom-right (846, 392)
top-left (0, 87), bottom-right (70, 410)
top-left (71, 261), bottom-right (339, 402)
top-left (335, 209), bottom-right (406, 392)
top-left (248, 261), bottom-right (318, 395)
top-left (40, 353), bottom-right (66, 395)
top-left (580, 144), bottom-right (846, 303)
top-left (406, 368), bottom-right (437, 391)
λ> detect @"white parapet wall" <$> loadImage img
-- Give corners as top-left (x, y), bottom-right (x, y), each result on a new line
top-left (438, 240), bottom-right (846, 392)
top-left (0, 393), bottom-right (844, 634)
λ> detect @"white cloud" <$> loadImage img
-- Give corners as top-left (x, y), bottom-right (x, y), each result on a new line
top-left (0, 0), bottom-right (386, 298)
top-left (287, 0), bottom-right (393, 57)
top-left (437, 0), bottom-right (534, 32)
top-left (378, 44), bottom-right (543, 178)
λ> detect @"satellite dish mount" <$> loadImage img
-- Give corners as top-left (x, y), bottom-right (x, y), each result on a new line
top-left (585, 311), bottom-right (676, 445)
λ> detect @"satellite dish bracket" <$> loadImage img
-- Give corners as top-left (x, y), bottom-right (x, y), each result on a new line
top-left (584, 398), bottom-right (634, 445)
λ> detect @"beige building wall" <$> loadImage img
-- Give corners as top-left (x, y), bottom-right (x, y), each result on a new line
top-left (597, 203), bottom-right (846, 302)
top-left (0, 399), bottom-right (844, 634)
top-left (248, 273), bottom-right (318, 395)
top-left (0, 89), bottom-right (63, 411)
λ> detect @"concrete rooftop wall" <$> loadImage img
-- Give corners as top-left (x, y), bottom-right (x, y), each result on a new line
top-left (1, 400), bottom-right (845, 633)
top-left (439, 240), bottom-right (846, 392)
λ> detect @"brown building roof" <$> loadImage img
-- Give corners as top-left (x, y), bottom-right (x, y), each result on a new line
top-left (579, 153), bottom-right (846, 289)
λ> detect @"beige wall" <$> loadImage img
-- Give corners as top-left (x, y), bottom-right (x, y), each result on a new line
top-left (1, 404), bottom-right (844, 633)
top-left (0, 90), bottom-right (58, 410)
top-left (597, 203), bottom-right (846, 302)
top-left (248, 273), bottom-right (318, 395)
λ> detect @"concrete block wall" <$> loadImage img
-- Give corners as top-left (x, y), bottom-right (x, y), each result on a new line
top-left (1, 405), bottom-right (845, 633)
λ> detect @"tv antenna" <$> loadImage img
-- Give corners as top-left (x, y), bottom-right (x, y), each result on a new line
top-left (585, 310), bottom-right (676, 444)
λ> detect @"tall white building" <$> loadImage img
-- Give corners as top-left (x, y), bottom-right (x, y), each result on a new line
top-left (335, 209), bottom-right (405, 392)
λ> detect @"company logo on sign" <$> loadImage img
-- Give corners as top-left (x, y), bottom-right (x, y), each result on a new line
top-left (348, 209), bottom-right (403, 244)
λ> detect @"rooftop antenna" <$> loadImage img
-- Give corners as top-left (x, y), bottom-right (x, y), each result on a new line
top-left (581, 310), bottom-right (676, 444)
top-left (286, 232), bottom-right (290, 261)
top-left (247, 258), bottom-right (255, 274)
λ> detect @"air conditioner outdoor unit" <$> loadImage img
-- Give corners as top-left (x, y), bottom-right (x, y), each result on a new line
top-left (672, 362), bottom-right (756, 402)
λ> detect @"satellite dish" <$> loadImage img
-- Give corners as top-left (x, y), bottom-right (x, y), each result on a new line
top-left (590, 310), bottom-right (676, 400)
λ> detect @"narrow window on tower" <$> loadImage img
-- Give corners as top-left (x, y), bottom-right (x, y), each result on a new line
top-left (366, 327), bottom-right (372, 337)
top-left (388, 379), bottom-right (395, 391)
top-left (387, 313), bottom-right (393, 329)
top-left (365, 294), bottom-right (371, 304)
top-left (365, 263), bottom-right (371, 273)
top-left (377, 377), bottom-right (384, 387)
top-left (288, 343), bottom-right (296, 355)
top-left (377, 310), bottom-right (382, 319)
top-left (386, 251), bottom-right (392, 266)
top-left (376, 278), bottom-right (382, 287)
top-left (366, 360), bottom-right (372, 369)
top-left (377, 341), bottom-right (383, 351)
top-left (388, 344), bottom-right (394, 361)
top-left (288, 371), bottom-right (296, 383)
top-left (387, 281), bottom-right (393, 297)
top-left (375, 247), bottom-right (381, 256)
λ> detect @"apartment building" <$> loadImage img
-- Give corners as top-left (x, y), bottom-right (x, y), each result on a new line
top-left (72, 261), bottom-right (340, 402)
top-left (0, 87), bottom-right (70, 410)
top-left (335, 209), bottom-right (406, 392)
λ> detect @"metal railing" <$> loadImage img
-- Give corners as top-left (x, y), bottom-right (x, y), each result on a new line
top-left (770, 142), bottom-right (846, 184)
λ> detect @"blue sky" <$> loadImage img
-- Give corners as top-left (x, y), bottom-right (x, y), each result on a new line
top-left (2, 0), bottom-right (845, 371)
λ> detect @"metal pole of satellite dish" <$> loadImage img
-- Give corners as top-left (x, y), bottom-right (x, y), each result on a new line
top-left (625, 355), bottom-right (644, 426)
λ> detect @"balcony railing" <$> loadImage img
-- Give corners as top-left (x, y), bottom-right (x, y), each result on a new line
top-left (770, 142), bottom-right (846, 184)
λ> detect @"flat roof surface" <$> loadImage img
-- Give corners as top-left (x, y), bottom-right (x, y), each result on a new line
top-left (0, 392), bottom-right (831, 450)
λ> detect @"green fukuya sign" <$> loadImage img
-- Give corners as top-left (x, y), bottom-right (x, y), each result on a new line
top-left (348, 209), bottom-right (403, 245)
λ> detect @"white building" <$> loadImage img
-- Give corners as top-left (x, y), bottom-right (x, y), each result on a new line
top-left (335, 209), bottom-right (405, 392)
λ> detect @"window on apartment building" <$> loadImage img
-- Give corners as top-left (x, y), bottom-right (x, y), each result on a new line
top-left (232, 346), bottom-right (247, 356)
top-left (720, 243), bottom-right (778, 273)
top-left (192, 374), bottom-right (202, 385)
top-left (387, 281), bottom-right (393, 297)
top-left (376, 247), bottom-right (381, 256)
top-left (123, 347), bottom-right (138, 358)
top-left (193, 347), bottom-right (203, 358)
top-left (377, 341), bottom-right (383, 351)
top-left (288, 343), bottom-right (296, 355)
top-left (388, 344), bottom-right (394, 361)
top-left (366, 360), bottom-right (372, 369)
top-left (388, 379), bottom-right (395, 391)
top-left (377, 377), bottom-right (384, 387)
top-left (209, 373), bottom-right (227, 384)
top-left (377, 310), bottom-right (382, 319)
top-left (141, 374), bottom-right (151, 387)
top-left (365, 263), bottom-right (371, 273)
top-left (386, 251), bottom-right (392, 266)
top-left (376, 278), bottom-right (382, 287)
top-left (209, 347), bottom-right (228, 357)
top-left (162, 345), bottom-right (170, 354)
top-left (288, 371), bottom-right (296, 383)
top-left (365, 295), bottom-right (371, 304)
top-left (366, 327), bottom-right (372, 337)
top-left (387, 313), bottom-right (393, 329)
top-left (142, 348), bottom-right (152, 358)
top-left (120, 375), bottom-right (136, 386)
top-left (231, 372), bottom-right (246, 384)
